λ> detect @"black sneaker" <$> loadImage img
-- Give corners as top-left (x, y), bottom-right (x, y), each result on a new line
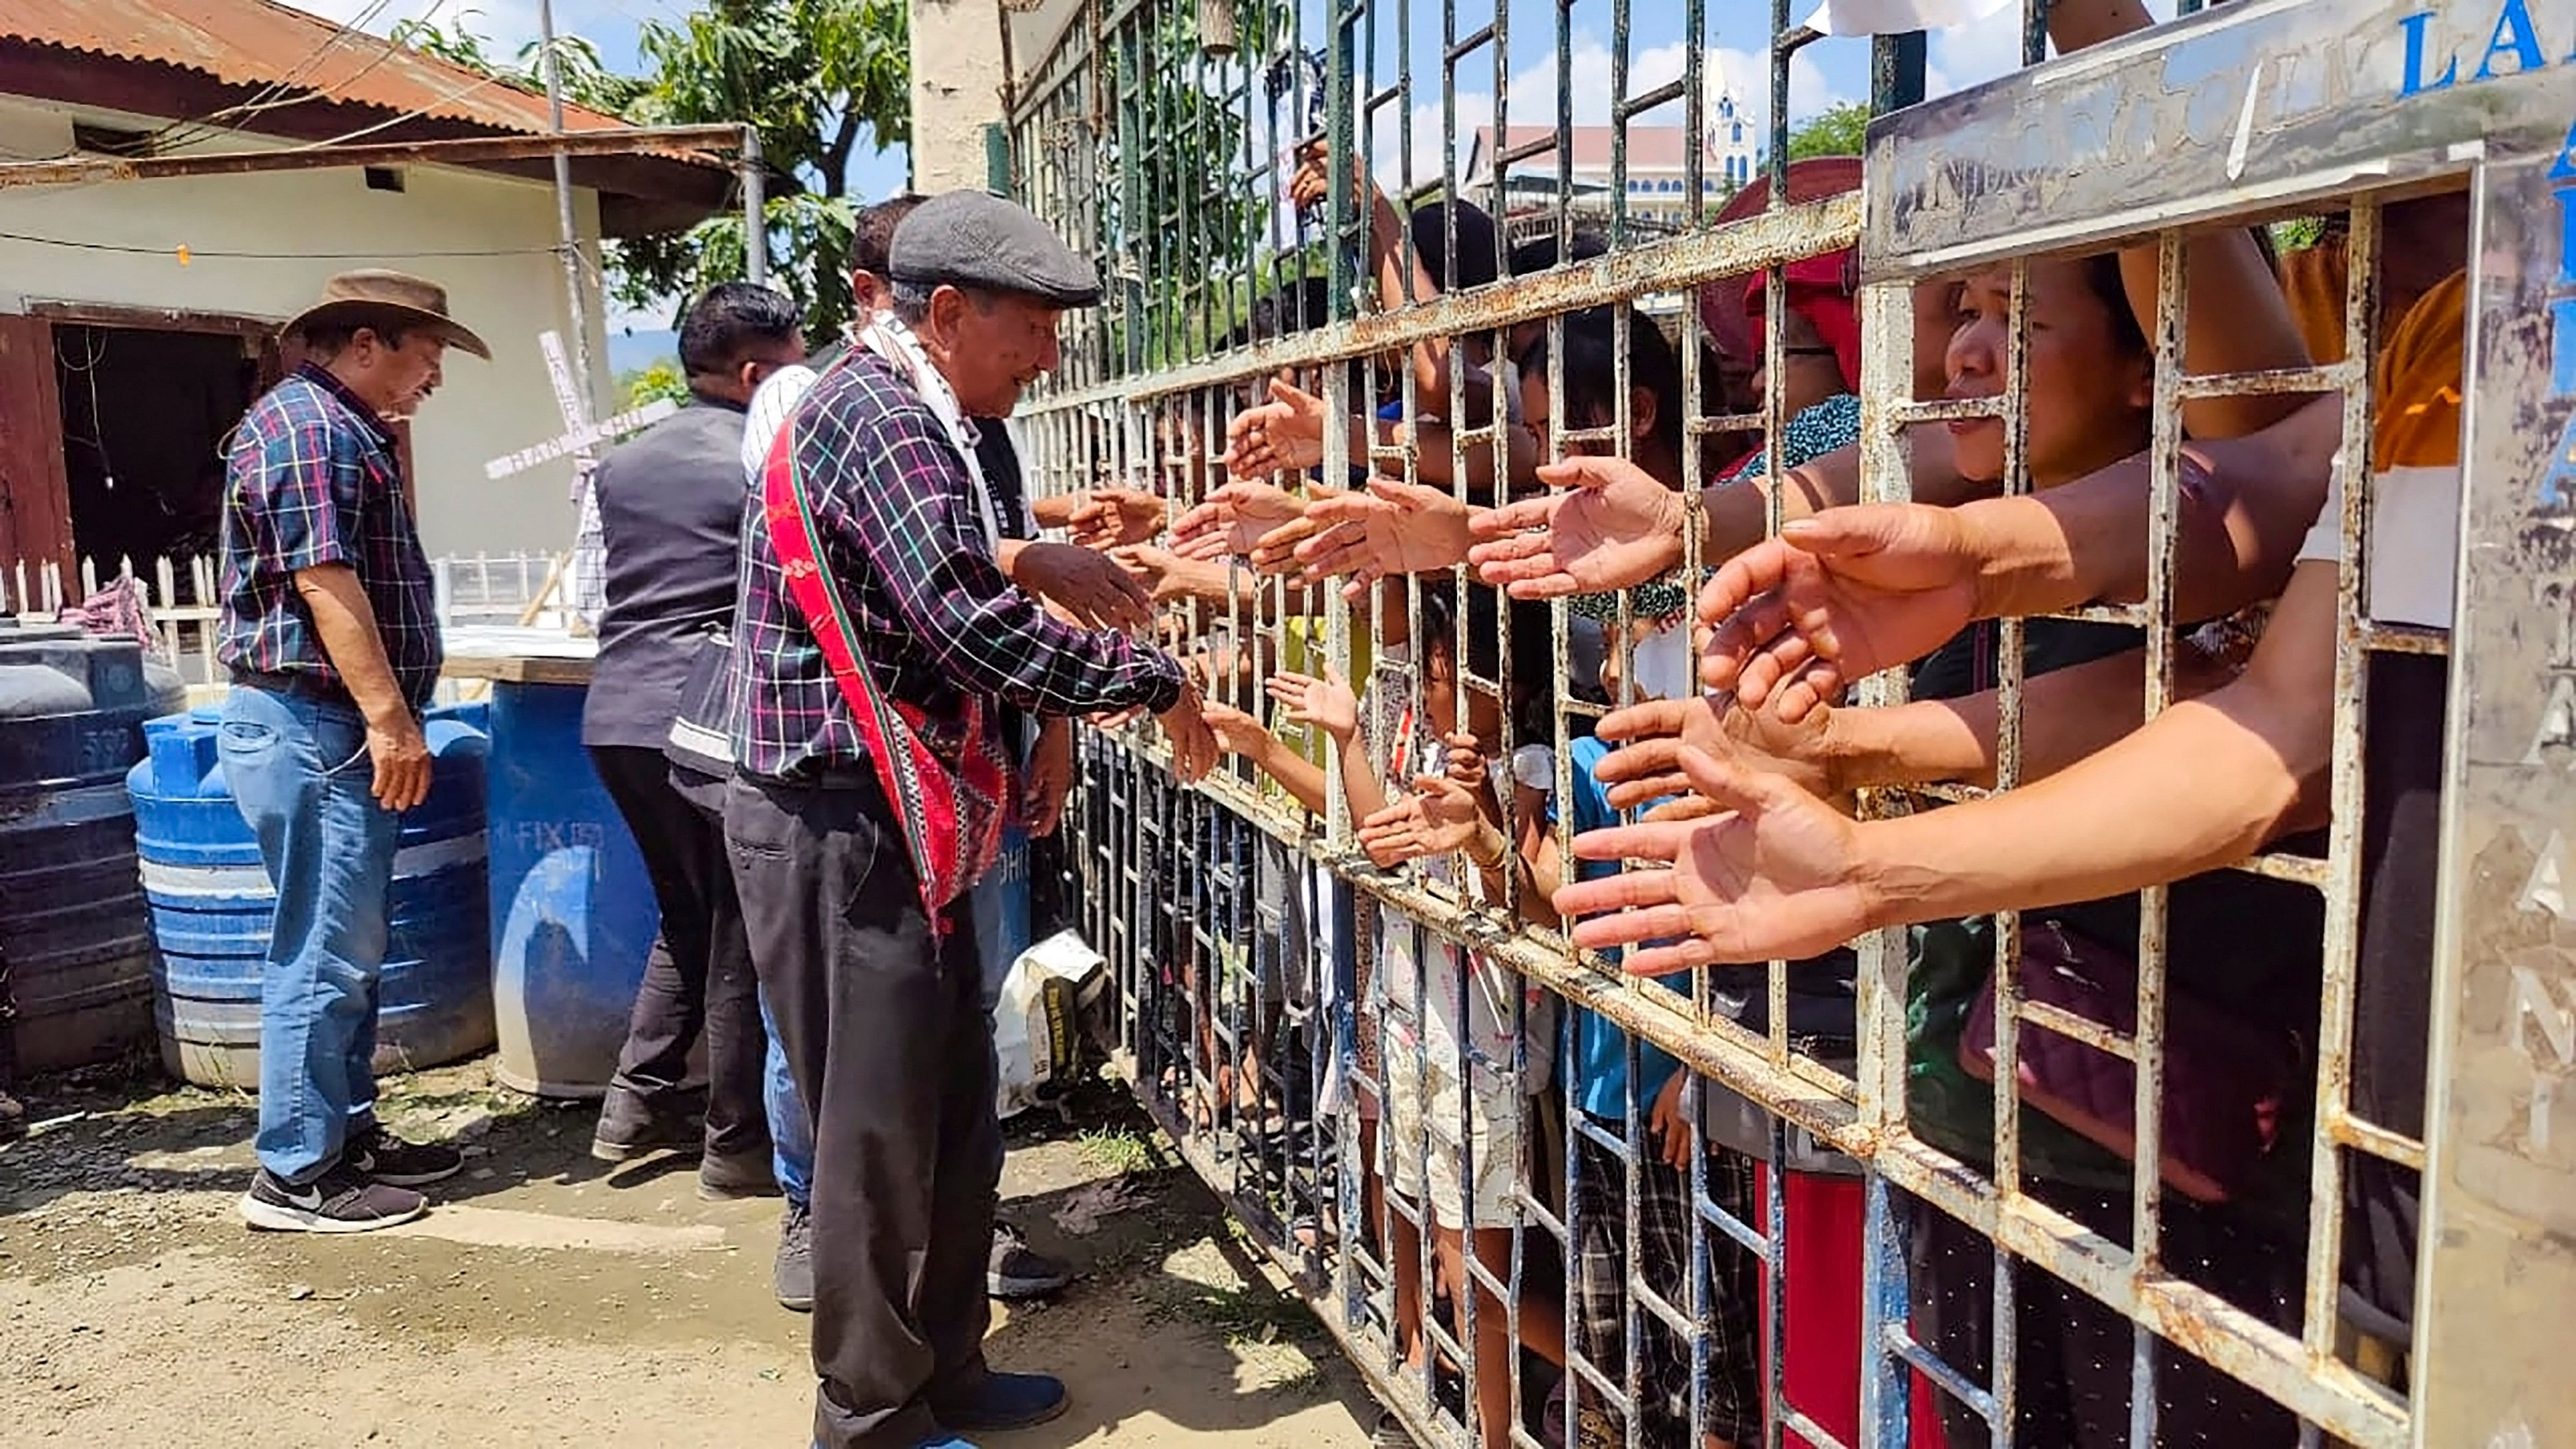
top-left (590, 1087), bottom-right (704, 1163)
top-left (774, 1201), bottom-right (814, 1313)
top-left (347, 1125), bottom-right (463, 1187)
top-left (987, 1220), bottom-right (1072, 1299)
top-left (240, 1162), bottom-right (426, 1233)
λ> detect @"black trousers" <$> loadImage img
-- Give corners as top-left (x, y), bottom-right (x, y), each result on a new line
top-left (1906, 1184), bottom-right (2303, 1447)
top-left (725, 772), bottom-right (1002, 1449)
top-left (589, 745), bottom-right (768, 1162)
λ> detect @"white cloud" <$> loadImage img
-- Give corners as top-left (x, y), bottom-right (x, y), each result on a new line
top-left (1923, 0), bottom-right (2176, 97)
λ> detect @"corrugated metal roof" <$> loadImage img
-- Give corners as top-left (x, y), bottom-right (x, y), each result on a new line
top-left (0, 0), bottom-right (628, 138)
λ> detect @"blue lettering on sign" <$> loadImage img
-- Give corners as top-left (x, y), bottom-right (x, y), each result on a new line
top-left (2402, 2), bottom-right (2576, 97)
top-left (2550, 177), bottom-right (2576, 510)
top-left (2402, 10), bottom-right (2462, 94)
top-left (2476, 0), bottom-right (2548, 81)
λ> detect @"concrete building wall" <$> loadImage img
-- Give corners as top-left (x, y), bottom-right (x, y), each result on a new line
top-left (0, 98), bottom-right (612, 563)
top-left (911, 0), bottom-right (1010, 194)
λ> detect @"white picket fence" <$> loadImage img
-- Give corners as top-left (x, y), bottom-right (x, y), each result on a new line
top-left (1, 551), bottom-right (579, 697)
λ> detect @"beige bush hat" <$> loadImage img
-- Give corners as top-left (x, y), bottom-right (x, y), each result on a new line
top-left (284, 270), bottom-right (491, 359)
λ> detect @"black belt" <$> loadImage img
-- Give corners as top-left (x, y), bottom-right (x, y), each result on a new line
top-left (230, 669), bottom-right (357, 710)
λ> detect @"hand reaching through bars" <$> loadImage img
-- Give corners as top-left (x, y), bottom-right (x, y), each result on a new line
top-left (1593, 692), bottom-right (1846, 820)
top-left (1467, 453), bottom-right (1687, 599)
top-left (1263, 667), bottom-right (1358, 743)
top-left (1695, 503), bottom-right (1982, 722)
top-left (1063, 486), bottom-right (1166, 549)
top-left (1006, 540), bottom-right (1156, 634)
top-left (1648, 1070), bottom-right (1698, 1172)
top-left (1221, 376), bottom-right (1330, 479)
top-left (1198, 700), bottom-right (1275, 760)
top-left (1356, 773), bottom-right (1488, 868)
top-left (1155, 683), bottom-right (1219, 784)
top-left (1554, 745), bottom-right (1875, 972)
top-left (1290, 478), bottom-right (1480, 597)
top-left (1170, 480), bottom-right (1310, 562)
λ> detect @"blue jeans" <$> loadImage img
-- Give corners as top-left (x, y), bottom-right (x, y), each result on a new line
top-left (760, 988), bottom-right (814, 1208)
top-left (220, 685), bottom-right (400, 1184)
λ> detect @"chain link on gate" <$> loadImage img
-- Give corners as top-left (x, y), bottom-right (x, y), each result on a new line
top-left (1002, 0), bottom-right (2575, 1445)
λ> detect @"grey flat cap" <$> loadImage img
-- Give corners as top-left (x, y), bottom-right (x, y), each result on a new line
top-left (889, 191), bottom-right (1103, 308)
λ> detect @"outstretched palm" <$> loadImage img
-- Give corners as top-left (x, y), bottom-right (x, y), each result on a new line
top-left (1554, 749), bottom-right (1877, 972)
top-left (1696, 504), bottom-right (1983, 721)
top-left (1170, 481), bottom-right (1309, 562)
top-left (1294, 479), bottom-right (1479, 593)
top-left (1468, 455), bottom-right (1686, 599)
top-left (1358, 776), bottom-right (1487, 865)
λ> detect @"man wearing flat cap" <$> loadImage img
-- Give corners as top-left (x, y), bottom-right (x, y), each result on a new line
top-left (218, 270), bottom-right (483, 1233)
top-left (727, 190), bottom-right (1215, 1448)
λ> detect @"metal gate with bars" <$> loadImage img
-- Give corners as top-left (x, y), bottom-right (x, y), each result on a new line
top-left (1002, 0), bottom-right (2576, 1445)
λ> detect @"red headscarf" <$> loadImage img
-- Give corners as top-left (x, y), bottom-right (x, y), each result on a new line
top-left (1742, 255), bottom-right (1862, 394)
top-left (1696, 156), bottom-right (1865, 395)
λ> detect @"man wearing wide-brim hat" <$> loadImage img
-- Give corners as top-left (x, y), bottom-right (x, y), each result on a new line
top-left (219, 270), bottom-right (485, 1234)
top-left (725, 191), bottom-right (1217, 1449)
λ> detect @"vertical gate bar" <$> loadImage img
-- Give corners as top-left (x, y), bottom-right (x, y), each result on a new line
top-left (2299, 195), bottom-right (2379, 1369)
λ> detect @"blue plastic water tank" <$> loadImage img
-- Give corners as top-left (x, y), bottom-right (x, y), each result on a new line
top-left (486, 680), bottom-right (661, 1098)
top-left (128, 703), bottom-right (496, 1088)
top-left (0, 622), bottom-right (185, 1078)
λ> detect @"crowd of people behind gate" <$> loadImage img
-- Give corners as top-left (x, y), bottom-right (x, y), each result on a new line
top-left (196, 2), bottom-right (2467, 1447)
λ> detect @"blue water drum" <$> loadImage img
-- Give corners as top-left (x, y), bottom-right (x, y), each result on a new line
top-left (128, 703), bottom-right (496, 1088)
top-left (486, 680), bottom-right (661, 1098)
top-left (0, 622), bottom-right (185, 1077)
top-left (971, 823), bottom-right (1033, 1002)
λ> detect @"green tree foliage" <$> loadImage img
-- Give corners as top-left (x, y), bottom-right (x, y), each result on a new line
top-left (611, 0), bottom-right (911, 341)
top-left (1784, 101), bottom-right (1871, 162)
top-left (618, 359), bottom-right (691, 409)
top-left (391, 1), bottom-right (909, 343)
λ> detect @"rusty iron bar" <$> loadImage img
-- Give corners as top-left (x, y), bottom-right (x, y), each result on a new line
top-left (1020, 192), bottom-right (1863, 409)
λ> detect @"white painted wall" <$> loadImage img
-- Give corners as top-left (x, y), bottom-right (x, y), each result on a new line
top-left (0, 98), bottom-right (613, 561)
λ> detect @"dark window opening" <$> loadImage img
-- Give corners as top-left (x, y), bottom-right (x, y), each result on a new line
top-left (364, 166), bottom-right (406, 193)
top-left (54, 325), bottom-right (260, 603)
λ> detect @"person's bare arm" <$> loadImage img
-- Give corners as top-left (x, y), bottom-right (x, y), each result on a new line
top-left (1856, 563), bottom-right (2333, 923)
top-left (1961, 394), bottom-right (2339, 624)
top-left (1828, 644), bottom-right (2238, 791)
top-left (2048, 0), bottom-right (2315, 439)
top-left (1231, 726), bottom-right (1333, 816)
top-left (293, 563), bottom-right (431, 812)
top-left (1700, 428), bottom-right (1986, 564)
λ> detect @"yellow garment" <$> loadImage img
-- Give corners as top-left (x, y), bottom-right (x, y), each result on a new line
top-left (2371, 269), bottom-right (2465, 469)
top-left (2277, 237), bottom-right (2351, 368)
top-left (1263, 615), bottom-right (1371, 815)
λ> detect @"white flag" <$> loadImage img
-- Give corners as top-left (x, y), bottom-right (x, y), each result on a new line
top-left (1801, 0), bottom-right (2016, 37)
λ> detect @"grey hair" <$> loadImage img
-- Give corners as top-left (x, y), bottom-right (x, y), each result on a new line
top-left (890, 280), bottom-right (1003, 325)
top-left (889, 279), bottom-right (937, 323)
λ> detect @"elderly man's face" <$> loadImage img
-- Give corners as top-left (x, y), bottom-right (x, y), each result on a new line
top-left (936, 287), bottom-right (1065, 416)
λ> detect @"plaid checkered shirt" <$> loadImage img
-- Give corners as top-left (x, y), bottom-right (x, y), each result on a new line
top-left (731, 347), bottom-right (1183, 782)
top-left (217, 363), bottom-right (442, 711)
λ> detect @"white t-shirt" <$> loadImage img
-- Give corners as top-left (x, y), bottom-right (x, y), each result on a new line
top-left (741, 363), bottom-right (820, 490)
top-left (2291, 464), bottom-right (2462, 631)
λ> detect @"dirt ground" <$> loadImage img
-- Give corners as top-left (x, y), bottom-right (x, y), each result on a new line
top-left (0, 1054), bottom-right (1378, 1448)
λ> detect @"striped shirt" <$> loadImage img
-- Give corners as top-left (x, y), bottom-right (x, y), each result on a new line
top-left (217, 363), bottom-right (441, 710)
top-left (731, 347), bottom-right (1184, 781)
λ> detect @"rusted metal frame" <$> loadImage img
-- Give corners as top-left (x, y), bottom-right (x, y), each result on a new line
top-left (1170, 729), bottom-right (2410, 1444)
top-left (0, 122), bottom-right (746, 191)
top-left (2020, 996), bottom-right (2141, 1063)
top-left (2121, 228), bottom-right (2195, 1448)
top-left (2358, 622), bottom-right (2446, 656)
top-left (1045, 193), bottom-right (1865, 405)
top-left (2298, 191), bottom-right (2382, 1374)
